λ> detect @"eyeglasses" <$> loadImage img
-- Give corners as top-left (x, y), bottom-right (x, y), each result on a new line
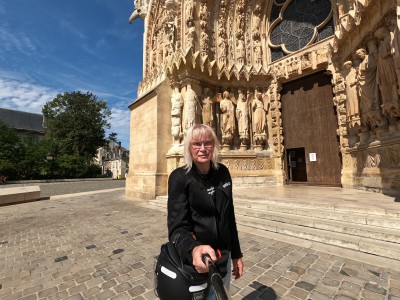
top-left (191, 140), bottom-right (213, 149)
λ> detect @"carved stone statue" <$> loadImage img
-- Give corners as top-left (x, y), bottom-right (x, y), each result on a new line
top-left (252, 93), bottom-right (267, 135)
top-left (199, 2), bottom-right (208, 26)
top-left (185, 0), bottom-right (195, 22)
top-left (236, 39), bottom-right (245, 62)
top-left (187, 20), bottom-right (196, 49)
top-left (166, 22), bottom-right (175, 44)
top-left (184, 84), bottom-right (201, 131)
top-left (355, 47), bottom-right (380, 126)
top-left (171, 87), bottom-right (183, 145)
top-left (390, 19), bottom-right (400, 94)
top-left (336, 0), bottom-right (349, 18)
top-left (252, 4), bottom-right (261, 39)
top-left (237, 13), bottom-right (244, 33)
top-left (252, 92), bottom-right (267, 149)
top-left (343, 60), bottom-right (360, 127)
top-left (375, 27), bottom-right (400, 117)
top-left (254, 40), bottom-right (262, 64)
top-left (164, 24), bottom-right (175, 61)
top-left (217, 2), bottom-right (227, 63)
top-left (219, 91), bottom-right (236, 147)
top-left (156, 33), bottom-right (164, 66)
top-left (200, 31), bottom-right (209, 54)
top-left (202, 88), bottom-right (214, 128)
top-left (235, 89), bottom-right (249, 149)
top-left (218, 26), bottom-right (228, 62)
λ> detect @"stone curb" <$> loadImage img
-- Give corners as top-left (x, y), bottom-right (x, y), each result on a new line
top-left (50, 187), bottom-right (126, 200)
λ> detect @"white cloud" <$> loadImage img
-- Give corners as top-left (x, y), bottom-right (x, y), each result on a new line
top-left (0, 27), bottom-right (36, 55)
top-left (58, 19), bottom-right (87, 40)
top-left (95, 38), bottom-right (108, 49)
top-left (97, 92), bottom-right (132, 102)
top-left (0, 75), bottom-right (131, 149)
top-left (0, 77), bottom-right (59, 113)
top-left (109, 107), bottom-right (130, 148)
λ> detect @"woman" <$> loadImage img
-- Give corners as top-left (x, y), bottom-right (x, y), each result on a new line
top-left (167, 124), bottom-right (244, 299)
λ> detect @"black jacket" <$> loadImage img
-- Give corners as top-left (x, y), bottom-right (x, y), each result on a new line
top-left (167, 163), bottom-right (242, 264)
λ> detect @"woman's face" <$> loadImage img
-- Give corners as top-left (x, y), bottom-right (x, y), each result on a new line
top-left (190, 134), bottom-right (214, 166)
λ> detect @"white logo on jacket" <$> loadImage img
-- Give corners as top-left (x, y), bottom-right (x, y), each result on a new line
top-left (222, 182), bottom-right (231, 188)
top-left (207, 186), bottom-right (215, 196)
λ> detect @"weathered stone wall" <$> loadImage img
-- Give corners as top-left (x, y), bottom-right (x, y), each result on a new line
top-left (127, 0), bottom-right (400, 198)
top-left (166, 151), bottom-right (282, 187)
top-left (329, 0), bottom-right (400, 195)
top-left (126, 82), bottom-right (171, 199)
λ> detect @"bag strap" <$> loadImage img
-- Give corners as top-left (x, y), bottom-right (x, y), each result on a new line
top-left (165, 241), bottom-right (182, 267)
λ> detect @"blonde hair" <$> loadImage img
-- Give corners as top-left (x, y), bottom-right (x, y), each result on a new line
top-left (184, 124), bottom-right (219, 172)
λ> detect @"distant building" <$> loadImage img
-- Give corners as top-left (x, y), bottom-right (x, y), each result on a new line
top-left (0, 107), bottom-right (47, 141)
top-left (95, 141), bottom-right (129, 179)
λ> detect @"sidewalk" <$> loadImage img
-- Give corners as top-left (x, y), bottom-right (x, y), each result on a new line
top-left (0, 187), bottom-right (399, 299)
top-left (0, 179), bottom-right (125, 197)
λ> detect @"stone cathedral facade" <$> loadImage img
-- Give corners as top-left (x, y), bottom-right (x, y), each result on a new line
top-left (126, 0), bottom-right (400, 199)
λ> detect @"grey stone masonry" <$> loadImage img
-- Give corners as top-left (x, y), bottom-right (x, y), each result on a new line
top-left (0, 188), bottom-right (399, 299)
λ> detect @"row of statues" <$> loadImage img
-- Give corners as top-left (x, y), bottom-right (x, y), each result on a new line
top-left (146, 0), bottom-right (269, 77)
top-left (170, 85), bottom-right (269, 151)
top-left (343, 24), bottom-right (400, 134)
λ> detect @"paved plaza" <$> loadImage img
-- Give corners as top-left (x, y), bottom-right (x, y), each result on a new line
top-left (0, 179), bottom-right (126, 197)
top-left (0, 186), bottom-right (400, 300)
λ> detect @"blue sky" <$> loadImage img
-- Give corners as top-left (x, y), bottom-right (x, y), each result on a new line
top-left (0, 0), bottom-right (144, 149)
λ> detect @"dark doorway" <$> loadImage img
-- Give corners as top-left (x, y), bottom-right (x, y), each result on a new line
top-left (281, 72), bottom-right (342, 186)
top-left (287, 147), bottom-right (307, 182)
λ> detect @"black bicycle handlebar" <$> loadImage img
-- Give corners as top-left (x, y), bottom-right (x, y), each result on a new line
top-left (202, 254), bottom-right (232, 300)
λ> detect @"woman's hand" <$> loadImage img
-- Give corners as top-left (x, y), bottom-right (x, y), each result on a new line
top-left (192, 245), bottom-right (216, 273)
top-left (232, 258), bottom-right (244, 279)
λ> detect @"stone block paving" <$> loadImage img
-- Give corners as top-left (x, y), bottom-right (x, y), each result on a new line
top-left (0, 189), bottom-right (399, 300)
top-left (0, 179), bottom-right (125, 197)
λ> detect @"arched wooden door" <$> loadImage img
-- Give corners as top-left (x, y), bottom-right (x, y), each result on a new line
top-left (281, 72), bottom-right (342, 186)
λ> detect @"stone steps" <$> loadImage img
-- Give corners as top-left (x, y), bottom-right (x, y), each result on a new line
top-left (236, 215), bottom-right (400, 260)
top-left (233, 196), bottom-right (400, 218)
top-left (235, 206), bottom-right (400, 243)
top-left (150, 196), bottom-right (400, 262)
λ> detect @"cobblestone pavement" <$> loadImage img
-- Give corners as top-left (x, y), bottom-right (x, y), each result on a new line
top-left (0, 179), bottom-right (125, 197)
top-left (0, 189), bottom-right (399, 300)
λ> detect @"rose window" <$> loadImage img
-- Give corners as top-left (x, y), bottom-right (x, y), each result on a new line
top-left (268, 0), bottom-right (334, 62)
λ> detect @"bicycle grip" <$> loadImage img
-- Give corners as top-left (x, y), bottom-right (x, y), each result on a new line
top-left (202, 253), bottom-right (212, 264)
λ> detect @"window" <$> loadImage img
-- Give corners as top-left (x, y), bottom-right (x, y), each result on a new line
top-left (268, 0), bottom-right (333, 62)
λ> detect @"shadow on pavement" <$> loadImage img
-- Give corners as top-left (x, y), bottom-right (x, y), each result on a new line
top-left (242, 281), bottom-right (277, 300)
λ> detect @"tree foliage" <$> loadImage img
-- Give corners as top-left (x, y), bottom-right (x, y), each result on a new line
top-left (107, 132), bottom-right (118, 143)
top-left (42, 91), bottom-right (111, 162)
top-left (0, 92), bottom-right (111, 180)
top-left (0, 121), bottom-right (25, 179)
top-left (18, 137), bottom-right (52, 179)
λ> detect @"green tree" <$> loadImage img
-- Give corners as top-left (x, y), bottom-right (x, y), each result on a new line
top-left (0, 121), bottom-right (26, 179)
top-left (105, 132), bottom-right (118, 152)
top-left (42, 91), bottom-right (111, 178)
top-left (19, 137), bottom-right (51, 179)
top-left (107, 132), bottom-right (118, 143)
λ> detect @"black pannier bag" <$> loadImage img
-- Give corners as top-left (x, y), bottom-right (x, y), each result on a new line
top-left (154, 242), bottom-right (210, 300)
